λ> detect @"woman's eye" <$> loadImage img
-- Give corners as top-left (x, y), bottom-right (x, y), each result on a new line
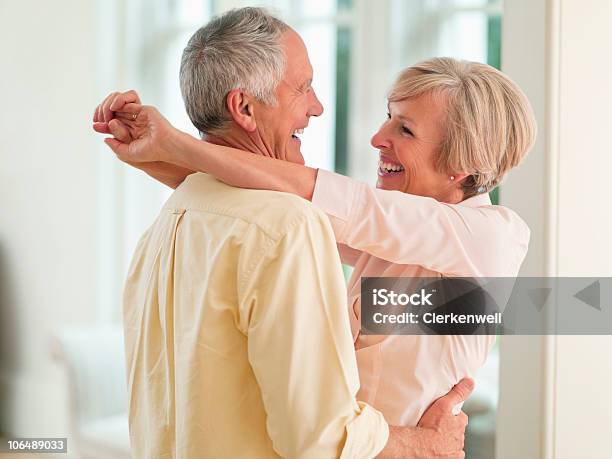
top-left (386, 112), bottom-right (391, 120)
top-left (402, 126), bottom-right (413, 136)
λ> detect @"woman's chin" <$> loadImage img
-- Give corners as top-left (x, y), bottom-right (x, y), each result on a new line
top-left (376, 174), bottom-right (404, 191)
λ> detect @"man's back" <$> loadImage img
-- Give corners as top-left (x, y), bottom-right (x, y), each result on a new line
top-left (123, 173), bottom-right (387, 458)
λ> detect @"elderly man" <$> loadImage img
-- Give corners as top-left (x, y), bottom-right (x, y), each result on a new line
top-left (94, 7), bottom-right (471, 458)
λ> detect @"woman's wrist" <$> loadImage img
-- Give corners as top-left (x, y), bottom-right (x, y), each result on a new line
top-left (163, 128), bottom-right (199, 169)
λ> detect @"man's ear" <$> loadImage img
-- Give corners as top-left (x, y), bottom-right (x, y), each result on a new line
top-left (226, 89), bottom-right (257, 132)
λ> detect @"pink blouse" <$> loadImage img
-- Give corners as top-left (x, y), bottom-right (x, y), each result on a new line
top-left (311, 169), bottom-right (530, 426)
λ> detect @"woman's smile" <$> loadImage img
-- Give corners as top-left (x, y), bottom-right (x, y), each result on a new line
top-left (377, 154), bottom-right (405, 177)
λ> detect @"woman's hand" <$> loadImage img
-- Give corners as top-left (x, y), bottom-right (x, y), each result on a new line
top-left (92, 90), bottom-right (181, 164)
top-left (93, 90), bottom-right (195, 188)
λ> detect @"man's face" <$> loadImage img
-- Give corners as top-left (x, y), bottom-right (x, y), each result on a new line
top-left (251, 29), bottom-right (324, 164)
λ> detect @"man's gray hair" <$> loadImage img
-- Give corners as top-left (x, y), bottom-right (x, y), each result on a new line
top-left (180, 7), bottom-right (289, 136)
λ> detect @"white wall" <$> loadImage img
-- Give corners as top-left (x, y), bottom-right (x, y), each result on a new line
top-left (0, 0), bottom-right (100, 436)
top-left (500, 0), bottom-right (612, 458)
top-left (553, 0), bottom-right (612, 456)
top-left (497, 0), bottom-right (549, 456)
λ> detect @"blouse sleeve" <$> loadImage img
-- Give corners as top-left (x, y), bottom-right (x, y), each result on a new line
top-left (337, 243), bottom-right (362, 267)
top-left (311, 169), bottom-right (530, 277)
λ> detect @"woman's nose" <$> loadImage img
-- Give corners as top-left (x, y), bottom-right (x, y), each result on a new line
top-left (371, 126), bottom-right (390, 149)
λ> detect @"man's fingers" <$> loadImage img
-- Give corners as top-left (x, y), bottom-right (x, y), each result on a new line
top-left (108, 119), bottom-right (132, 143)
top-left (458, 411), bottom-right (468, 428)
top-left (440, 450), bottom-right (466, 459)
top-left (439, 378), bottom-right (475, 410)
top-left (93, 122), bottom-right (110, 134)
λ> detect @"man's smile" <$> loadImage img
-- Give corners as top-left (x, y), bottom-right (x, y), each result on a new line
top-left (290, 126), bottom-right (307, 144)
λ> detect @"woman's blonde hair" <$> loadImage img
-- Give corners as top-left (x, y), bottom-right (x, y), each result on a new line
top-left (388, 57), bottom-right (537, 198)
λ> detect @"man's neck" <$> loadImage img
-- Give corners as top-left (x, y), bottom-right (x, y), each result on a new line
top-left (203, 130), bottom-right (275, 159)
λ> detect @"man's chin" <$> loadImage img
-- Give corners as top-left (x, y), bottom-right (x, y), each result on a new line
top-left (287, 149), bottom-right (305, 165)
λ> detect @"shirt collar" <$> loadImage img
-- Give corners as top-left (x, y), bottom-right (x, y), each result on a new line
top-left (458, 192), bottom-right (492, 208)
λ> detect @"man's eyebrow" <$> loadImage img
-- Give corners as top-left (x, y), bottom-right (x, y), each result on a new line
top-left (300, 78), bottom-right (313, 89)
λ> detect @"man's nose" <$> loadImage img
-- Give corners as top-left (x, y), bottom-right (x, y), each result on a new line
top-left (371, 125), bottom-right (390, 149)
top-left (308, 89), bottom-right (324, 117)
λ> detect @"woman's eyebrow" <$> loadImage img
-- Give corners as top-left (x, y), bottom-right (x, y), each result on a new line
top-left (387, 104), bottom-right (418, 126)
top-left (397, 113), bottom-right (418, 127)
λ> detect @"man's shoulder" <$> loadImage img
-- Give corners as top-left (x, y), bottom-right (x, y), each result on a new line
top-left (165, 172), bottom-right (329, 240)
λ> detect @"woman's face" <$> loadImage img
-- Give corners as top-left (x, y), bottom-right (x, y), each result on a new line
top-left (371, 92), bottom-right (462, 203)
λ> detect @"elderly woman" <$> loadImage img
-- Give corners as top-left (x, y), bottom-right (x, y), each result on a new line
top-left (95, 57), bottom-right (536, 426)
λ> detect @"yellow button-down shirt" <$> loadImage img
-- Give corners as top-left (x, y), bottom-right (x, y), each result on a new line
top-left (123, 173), bottom-right (388, 458)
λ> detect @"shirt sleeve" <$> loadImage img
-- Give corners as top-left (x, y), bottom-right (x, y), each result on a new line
top-left (337, 243), bottom-right (362, 267)
top-left (239, 207), bottom-right (389, 459)
top-left (312, 169), bottom-right (530, 277)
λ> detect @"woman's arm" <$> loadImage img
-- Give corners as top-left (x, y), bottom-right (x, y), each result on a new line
top-left (170, 129), bottom-right (318, 200)
top-left (311, 170), bottom-right (531, 277)
top-left (99, 97), bottom-right (319, 199)
top-left (97, 98), bottom-right (365, 263)
top-left (160, 130), bottom-right (364, 266)
top-left (125, 160), bottom-right (195, 189)
top-left (93, 99), bottom-right (195, 188)
top-left (101, 99), bottom-right (528, 277)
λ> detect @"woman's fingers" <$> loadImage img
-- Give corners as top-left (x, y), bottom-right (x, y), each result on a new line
top-left (115, 111), bottom-right (139, 122)
top-left (92, 90), bottom-right (141, 124)
top-left (114, 102), bottom-right (143, 120)
top-left (108, 119), bottom-right (132, 143)
top-left (104, 137), bottom-right (129, 159)
top-left (92, 122), bottom-right (111, 134)
top-left (109, 90), bottom-right (141, 112)
top-left (101, 91), bottom-right (119, 123)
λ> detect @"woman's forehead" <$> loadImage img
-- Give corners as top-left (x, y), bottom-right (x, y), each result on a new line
top-left (388, 95), bottom-right (447, 125)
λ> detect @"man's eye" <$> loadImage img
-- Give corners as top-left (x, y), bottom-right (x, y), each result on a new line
top-left (386, 112), bottom-right (391, 120)
top-left (402, 126), bottom-right (413, 136)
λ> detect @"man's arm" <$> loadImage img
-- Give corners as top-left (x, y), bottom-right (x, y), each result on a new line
top-left (377, 379), bottom-right (472, 459)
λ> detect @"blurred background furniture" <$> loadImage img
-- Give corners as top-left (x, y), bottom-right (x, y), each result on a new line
top-left (50, 326), bottom-right (130, 459)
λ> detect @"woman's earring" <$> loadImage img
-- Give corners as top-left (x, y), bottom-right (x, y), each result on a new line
top-left (450, 176), bottom-right (455, 181)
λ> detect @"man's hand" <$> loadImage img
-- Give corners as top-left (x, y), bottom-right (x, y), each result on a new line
top-left (377, 378), bottom-right (474, 459)
top-left (92, 90), bottom-right (179, 164)
top-left (92, 90), bottom-right (194, 188)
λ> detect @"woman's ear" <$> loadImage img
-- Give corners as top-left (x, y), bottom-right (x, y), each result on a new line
top-left (226, 89), bottom-right (257, 132)
top-left (452, 173), bottom-right (470, 184)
